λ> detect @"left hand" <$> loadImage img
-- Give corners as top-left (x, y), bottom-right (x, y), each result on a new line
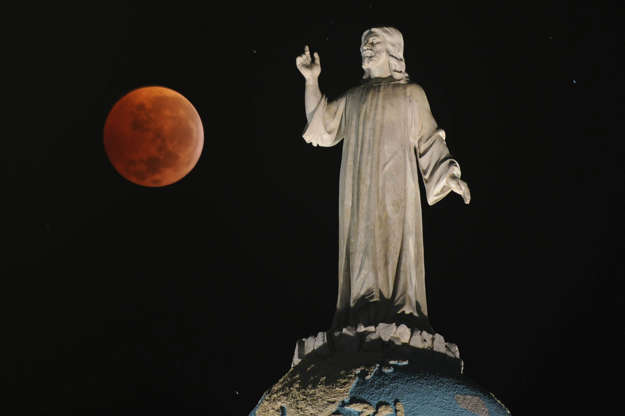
top-left (447, 175), bottom-right (471, 204)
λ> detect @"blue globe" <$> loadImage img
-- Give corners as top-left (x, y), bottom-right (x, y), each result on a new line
top-left (250, 348), bottom-right (510, 415)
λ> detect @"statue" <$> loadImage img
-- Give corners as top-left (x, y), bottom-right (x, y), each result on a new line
top-left (296, 27), bottom-right (471, 332)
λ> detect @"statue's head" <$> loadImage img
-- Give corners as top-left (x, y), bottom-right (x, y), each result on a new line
top-left (360, 27), bottom-right (408, 81)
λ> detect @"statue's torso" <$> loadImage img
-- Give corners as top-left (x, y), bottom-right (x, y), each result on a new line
top-left (342, 82), bottom-right (419, 159)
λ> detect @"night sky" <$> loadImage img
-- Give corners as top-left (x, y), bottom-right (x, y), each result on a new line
top-left (5, 2), bottom-right (624, 414)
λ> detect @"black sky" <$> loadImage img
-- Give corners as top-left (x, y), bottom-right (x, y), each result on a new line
top-left (4, 2), bottom-right (624, 414)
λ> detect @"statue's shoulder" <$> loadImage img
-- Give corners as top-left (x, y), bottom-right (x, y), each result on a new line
top-left (344, 83), bottom-right (365, 97)
top-left (406, 82), bottom-right (427, 98)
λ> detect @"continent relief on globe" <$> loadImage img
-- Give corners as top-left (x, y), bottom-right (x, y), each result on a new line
top-left (251, 350), bottom-right (510, 416)
top-left (250, 325), bottom-right (511, 416)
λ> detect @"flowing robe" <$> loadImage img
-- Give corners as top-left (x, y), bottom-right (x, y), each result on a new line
top-left (303, 77), bottom-right (461, 330)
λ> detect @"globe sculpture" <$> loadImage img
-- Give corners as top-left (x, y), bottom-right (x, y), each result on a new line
top-left (250, 327), bottom-right (510, 415)
top-left (250, 27), bottom-right (510, 415)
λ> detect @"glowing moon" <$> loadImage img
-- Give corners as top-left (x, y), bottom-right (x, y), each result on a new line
top-left (103, 86), bottom-right (203, 187)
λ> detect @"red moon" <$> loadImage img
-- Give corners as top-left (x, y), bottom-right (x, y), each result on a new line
top-left (103, 86), bottom-right (203, 187)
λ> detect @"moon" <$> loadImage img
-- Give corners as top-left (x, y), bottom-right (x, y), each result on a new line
top-left (103, 86), bottom-right (204, 187)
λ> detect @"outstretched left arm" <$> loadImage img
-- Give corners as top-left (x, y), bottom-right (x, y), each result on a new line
top-left (411, 84), bottom-right (470, 205)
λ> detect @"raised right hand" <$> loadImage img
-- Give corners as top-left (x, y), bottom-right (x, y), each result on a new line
top-left (296, 45), bottom-right (321, 80)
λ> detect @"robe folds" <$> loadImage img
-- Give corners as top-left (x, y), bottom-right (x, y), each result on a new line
top-left (303, 77), bottom-right (461, 330)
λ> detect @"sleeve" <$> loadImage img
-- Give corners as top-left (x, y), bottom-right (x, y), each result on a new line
top-left (411, 85), bottom-right (462, 206)
top-left (302, 94), bottom-right (346, 147)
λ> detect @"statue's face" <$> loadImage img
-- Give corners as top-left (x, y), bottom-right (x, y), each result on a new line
top-left (361, 32), bottom-right (389, 72)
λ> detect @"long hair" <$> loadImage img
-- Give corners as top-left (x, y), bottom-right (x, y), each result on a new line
top-left (361, 27), bottom-right (409, 81)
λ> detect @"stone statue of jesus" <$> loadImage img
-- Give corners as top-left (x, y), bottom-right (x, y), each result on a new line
top-left (296, 27), bottom-right (471, 331)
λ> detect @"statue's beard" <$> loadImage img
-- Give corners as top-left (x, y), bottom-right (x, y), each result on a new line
top-left (361, 54), bottom-right (378, 68)
top-left (362, 55), bottom-right (391, 78)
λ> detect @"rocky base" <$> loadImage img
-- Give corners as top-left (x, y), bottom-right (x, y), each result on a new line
top-left (292, 323), bottom-right (462, 372)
